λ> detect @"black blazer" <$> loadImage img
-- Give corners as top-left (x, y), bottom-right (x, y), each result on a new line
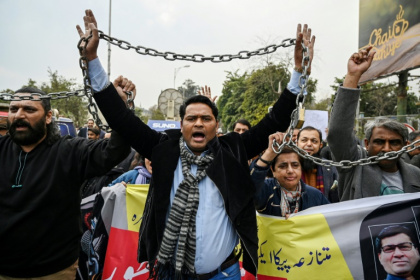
top-left (94, 84), bottom-right (297, 276)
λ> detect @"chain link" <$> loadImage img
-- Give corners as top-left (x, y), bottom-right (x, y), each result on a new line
top-left (275, 41), bottom-right (311, 150)
top-left (3, 31), bottom-right (417, 167)
top-left (97, 31), bottom-right (296, 63)
top-left (0, 90), bottom-right (86, 102)
top-left (270, 40), bottom-right (420, 168)
top-left (272, 135), bottom-right (420, 169)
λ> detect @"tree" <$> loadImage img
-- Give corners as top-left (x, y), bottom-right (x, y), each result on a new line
top-left (17, 69), bottom-right (89, 127)
top-left (149, 105), bottom-right (165, 120)
top-left (177, 79), bottom-right (200, 100)
top-left (330, 76), bottom-right (419, 117)
top-left (217, 63), bottom-right (317, 131)
top-left (217, 71), bottom-right (248, 131)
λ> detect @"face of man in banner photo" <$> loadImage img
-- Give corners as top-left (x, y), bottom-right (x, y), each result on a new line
top-left (378, 232), bottom-right (420, 278)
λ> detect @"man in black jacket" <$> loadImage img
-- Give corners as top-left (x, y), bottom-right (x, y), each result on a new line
top-left (77, 9), bottom-right (314, 279)
top-left (0, 87), bottom-right (130, 279)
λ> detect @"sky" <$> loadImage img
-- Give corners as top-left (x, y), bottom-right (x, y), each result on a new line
top-left (1, 0), bottom-right (409, 112)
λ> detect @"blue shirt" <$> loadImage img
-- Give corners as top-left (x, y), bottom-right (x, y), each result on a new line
top-left (171, 144), bottom-right (238, 273)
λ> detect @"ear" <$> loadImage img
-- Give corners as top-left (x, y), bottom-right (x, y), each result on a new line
top-left (378, 253), bottom-right (382, 262)
top-left (46, 110), bottom-right (53, 125)
top-left (180, 120), bottom-right (183, 133)
top-left (364, 138), bottom-right (369, 150)
top-left (319, 141), bottom-right (323, 149)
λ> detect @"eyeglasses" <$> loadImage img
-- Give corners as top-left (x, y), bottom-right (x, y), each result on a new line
top-left (382, 242), bottom-right (415, 253)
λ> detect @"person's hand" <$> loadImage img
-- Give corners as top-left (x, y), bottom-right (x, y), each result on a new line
top-left (343, 46), bottom-right (376, 88)
top-left (198, 85), bottom-right (217, 102)
top-left (113, 75), bottom-right (137, 106)
top-left (76, 9), bottom-right (99, 61)
top-left (257, 132), bottom-right (285, 167)
top-left (294, 24), bottom-right (315, 75)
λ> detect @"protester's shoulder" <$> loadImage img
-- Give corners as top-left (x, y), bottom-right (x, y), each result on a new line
top-left (400, 158), bottom-right (420, 174)
top-left (0, 135), bottom-right (12, 145)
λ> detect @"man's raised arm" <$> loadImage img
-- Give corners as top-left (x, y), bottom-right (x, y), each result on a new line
top-left (327, 47), bottom-right (376, 163)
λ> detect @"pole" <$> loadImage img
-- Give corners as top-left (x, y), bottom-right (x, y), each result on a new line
top-left (174, 65), bottom-right (190, 88)
top-left (107, 0), bottom-right (112, 80)
top-left (397, 70), bottom-right (408, 123)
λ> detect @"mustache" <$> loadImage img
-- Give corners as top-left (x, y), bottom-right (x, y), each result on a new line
top-left (8, 119), bottom-right (31, 130)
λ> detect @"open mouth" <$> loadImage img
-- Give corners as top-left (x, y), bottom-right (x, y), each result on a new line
top-left (192, 132), bottom-right (205, 142)
top-left (13, 122), bottom-right (30, 131)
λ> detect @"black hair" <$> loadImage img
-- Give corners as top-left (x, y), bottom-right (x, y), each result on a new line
top-left (88, 127), bottom-right (100, 135)
top-left (14, 87), bottom-right (60, 145)
top-left (375, 225), bottom-right (418, 254)
top-left (179, 95), bottom-right (218, 120)
top-left (271, 147), bottom-right (304, 170)
top-left (232, 119), bottom-right (251, 131)
top-left (297, 126), bottom-right (323, 143)
top-left (15, 87), bottom-right (51, 113)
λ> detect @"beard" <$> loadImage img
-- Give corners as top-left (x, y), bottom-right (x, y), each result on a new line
top-left (302, 152), bottom-right (321, 172)
top-left (7, 118), bottom-right (47, 146)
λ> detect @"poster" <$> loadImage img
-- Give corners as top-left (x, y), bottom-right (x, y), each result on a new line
top-left (257, 193), bottom-right (420, 280)
top-left (359, 0), bottom-right (420, 83)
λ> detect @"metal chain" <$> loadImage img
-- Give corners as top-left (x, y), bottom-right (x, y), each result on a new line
top-left (274, 139), bottom-right (420, 169)
top-left (270, 39), bottom-right (418, 168)
top-left (272, 41), bottom-right (310, 153)
top-left (270, 40), bottom-right (419, 168)
top-left (4, 31), bottom-right (416, 167)
top-left (98, 31), bottom-right (296, 63)
top-left (0, 90), bottom-right (86, 101)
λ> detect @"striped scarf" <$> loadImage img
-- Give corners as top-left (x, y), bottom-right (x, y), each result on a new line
top-left (302, 167), bottom-right (325, 194)
top-left (278, 180), bottom-right (302, 217)
top-left (155, 136), bottom-right (214, 279)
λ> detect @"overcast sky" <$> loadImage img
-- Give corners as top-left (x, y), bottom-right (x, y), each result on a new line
top-left (0, 0), bottom-right (400, 111)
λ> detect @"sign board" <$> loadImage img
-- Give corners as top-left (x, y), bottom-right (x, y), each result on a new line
top-left (147, 120), bottom-right (181, 131)
top-left (303, 110), bottom-right (329, 141)
top-left (359, 0), bottom-right (420, 83)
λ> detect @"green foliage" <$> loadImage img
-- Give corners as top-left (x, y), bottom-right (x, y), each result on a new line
top-left (178, 79), bottom-right (199, 100)
top-left (311, 97), bottom-right (332, 111)
top-left (149, 105), bottom-right (165, 120)
top-left (217, 64), bottom-right (317, 131)
top-left (329, 75), bottom-right (419, 117)
top-left (134, 107), bottom-right (149, 123)
top-left (19, 69), bottom-right (88, 127)
top-left (407, 92), bottom-right (419, 114)
top-left (217, 71), bottom-right (247, 131)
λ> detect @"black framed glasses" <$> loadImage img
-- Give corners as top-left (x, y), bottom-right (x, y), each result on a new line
top-left (382, 242), bottom-right (414, 253)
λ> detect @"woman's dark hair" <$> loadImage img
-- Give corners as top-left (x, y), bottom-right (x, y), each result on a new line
top-left (271, 147), bottom-right (303, 170)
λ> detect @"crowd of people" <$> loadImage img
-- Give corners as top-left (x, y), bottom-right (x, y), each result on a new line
top-left (1, 8), bottom-right (420, 280)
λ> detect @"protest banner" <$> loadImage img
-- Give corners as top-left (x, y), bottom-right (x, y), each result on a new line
top-left (82, 184), bottom-right (420, 280)
top-left (100, 184), bottom-right (150, 280)
top-left (256, 193), bottom-right (420, 280)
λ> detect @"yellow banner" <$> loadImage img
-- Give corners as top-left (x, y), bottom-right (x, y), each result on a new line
top-left (257, 213), bottom-right (352, 280)
top-left (126, 184), bottom-right (150, 232)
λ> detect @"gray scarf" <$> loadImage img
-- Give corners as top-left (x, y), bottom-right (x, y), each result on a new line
top-left (156, 136), bottom-right (214, 278)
